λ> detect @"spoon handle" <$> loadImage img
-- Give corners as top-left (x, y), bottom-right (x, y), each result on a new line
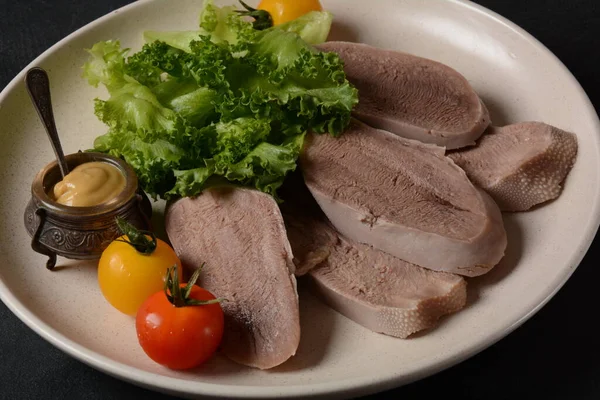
top-left (25, 67), bottom-right (70, 178)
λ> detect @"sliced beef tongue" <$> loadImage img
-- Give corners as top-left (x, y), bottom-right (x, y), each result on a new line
top-left (279, 172), bottom-right (339, 276)
top-left (300, 119), bottom-right (507, 277)
top-left (165, 187), bottom-right (300, 370)
top-left (280, 179), bottom-right (467, 339)
top-left (448, 122), bottom-right (578, 212)
top-left (309, 235), bottom-right (467, 339)
top-left (317, 41), bottom-right (490, 150)
top-left (280, 210), bottom-right (338, 276)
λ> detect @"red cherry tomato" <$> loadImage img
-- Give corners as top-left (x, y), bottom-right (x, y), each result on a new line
top-left (136, 282), bottom-right (224, 370)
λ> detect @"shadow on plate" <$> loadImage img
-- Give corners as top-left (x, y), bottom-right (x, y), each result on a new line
top-left (49, 258), bottom-right (99, 272)
top-left (479, 94), bottom-right (511, 127)
top-left (268, 280), bottom-right (338, 373)
top-left (327, 20), bottom-right (361, 43)
top-left (182, 280), bottom-right (338, 375)
top-left (466, 214), bottom-right (524, 302)
top-left (412, 215), bottom-right (525, 337)
top-left (183, 353), bottom-right (248, 377)
top-left (149, 204), bottom-right (169, 244)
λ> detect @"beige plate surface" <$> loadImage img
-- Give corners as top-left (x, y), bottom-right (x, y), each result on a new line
top-left (1, 0), bottom-right (599, 398)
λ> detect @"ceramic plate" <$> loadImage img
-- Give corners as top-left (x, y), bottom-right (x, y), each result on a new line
top-left (1, 0), bottom-right (599, 398)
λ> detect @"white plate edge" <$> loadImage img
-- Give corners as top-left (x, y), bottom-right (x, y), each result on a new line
top-left (0, 0), bottom-right (599, 398)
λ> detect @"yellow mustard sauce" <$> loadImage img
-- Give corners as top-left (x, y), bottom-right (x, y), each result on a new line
top-left (51, 161), bottom-right (126, 207)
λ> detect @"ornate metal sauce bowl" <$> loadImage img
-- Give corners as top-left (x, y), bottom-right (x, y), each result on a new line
top-left (24, 152), bottom-right (152, 270)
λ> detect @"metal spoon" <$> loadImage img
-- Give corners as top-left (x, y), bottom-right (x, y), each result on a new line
top-left (25, 67), bottom-right (70, 178)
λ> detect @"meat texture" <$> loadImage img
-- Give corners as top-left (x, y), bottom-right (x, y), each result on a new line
top-left (280, 182), bottom-right (467, 338)
top-left (318, 41), bottom-right (490, 149)
top-left (310, 236), bottom-right (467, 339)
top-left (281, 209), bottom-right (337, 276)
top-left (448, 122), bottom-right (578, 211)
top-left (279, 172), bottom-right (338, 276)
top-left (300, 119), bottom-right (507, 277)
top-left (165, 187), bottom-right (300, 370)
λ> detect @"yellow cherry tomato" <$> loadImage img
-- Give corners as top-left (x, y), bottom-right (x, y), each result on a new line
top-left (257, 0), bottom-right (323, 26)
top-left (98, 235), bottom-right (183, 316)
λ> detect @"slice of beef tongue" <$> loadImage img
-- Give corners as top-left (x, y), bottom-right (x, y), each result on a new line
top-left (165, 187), bottom-right (300, 370)
top-left (448, 122), bottom-right (578, 211)
top-left (279, 172), bottom-right (338, 276)
top-left (317, 41), bottom-right (490, 150)
top-left (280, 180), bottom-right (467, 339)
top-left (309, 235), bottom-right (467, 339)
top-left (300, 119), bottom-right (507, 277)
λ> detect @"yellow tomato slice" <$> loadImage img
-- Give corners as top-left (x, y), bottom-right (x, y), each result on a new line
top-left (257, 0), bottom-right (323, 26)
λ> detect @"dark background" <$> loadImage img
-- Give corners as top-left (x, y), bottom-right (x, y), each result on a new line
top-left (1, 1), bottom-right (599, 399)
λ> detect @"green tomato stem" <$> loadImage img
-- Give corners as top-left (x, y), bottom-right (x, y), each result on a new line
top-left (115, 217), bottom-right (157, 255)
top-left (236, 0), bottom-right (273, 30)
top-left (164, 264), bottom-right (225, 308)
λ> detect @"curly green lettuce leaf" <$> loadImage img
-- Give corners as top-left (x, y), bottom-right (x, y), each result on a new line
top-left (127, 39), bottom-right (233, 90)
top-left (82, 40), bottom-right (129, 90)
top-left (125, 41), bottom-right (192, 87)
top-left (93, 80), bottom-right (178, 136)
top-left (248, 29), bottom-right (313, 81)
top-left (94, 129), bottom-right (185, 198)
top-left (199, 0), bottom-right (256, 48)
top-left (83, 40), bottom-right (178, 137)
top-left (169, 131), bottom-right (305, 199)
top-left (224, 132), bottom-right (306, 198)
top-left (153, 79), bottom-right (219, 127)
top-left (215, 42), bottom-right (358, 136)
top-left (84, 4), bottom-right (357, 201)
top-left (126, 41), bottom-right (188, 82)
top-left (142, 30), bottom-right (202, 53)
top-left (270, 11), bottom-right (333, 45)
top-left (143, 0), bottom-right (255, 53)
top-left (200, 0), bottom-right (238, 42)
top-left (212, 117), bottom-right (272, 168)
top-left (166, 166), bottom-right (215, 198)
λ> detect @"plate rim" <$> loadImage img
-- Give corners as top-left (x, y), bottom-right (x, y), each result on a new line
top-left (1, 0), bottom-right (599, 398)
